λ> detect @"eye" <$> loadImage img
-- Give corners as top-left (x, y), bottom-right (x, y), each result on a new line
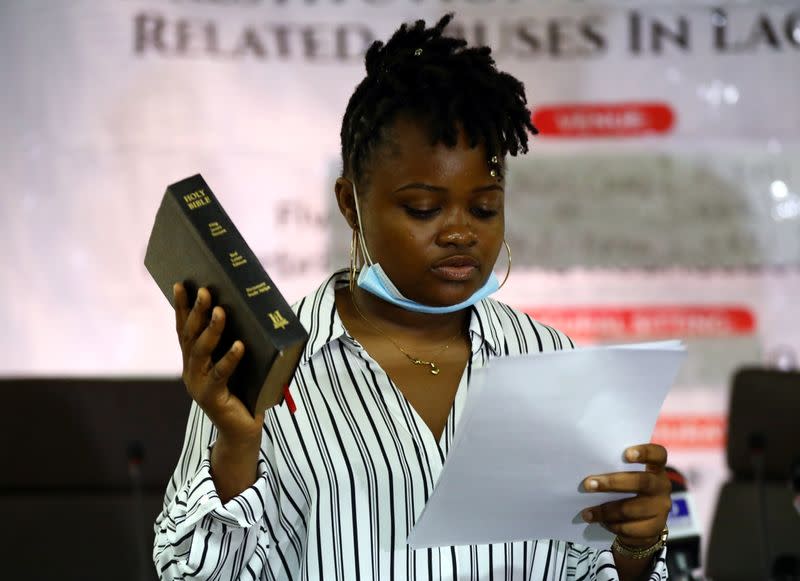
top-left (471, 207), bottom-right (499, 219)
top-left (403, 205), bottom-right (440, 219)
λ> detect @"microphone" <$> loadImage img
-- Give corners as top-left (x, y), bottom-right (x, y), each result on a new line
top-left (127, 441), bottom-right (150, 581)
top-left (664, 466), bottom-right (701, 581)
top-left (792, 457), bottom-right (800, 517)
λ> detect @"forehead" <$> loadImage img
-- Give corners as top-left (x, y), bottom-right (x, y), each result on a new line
top-left (369, 116), bottom-right (495, 187)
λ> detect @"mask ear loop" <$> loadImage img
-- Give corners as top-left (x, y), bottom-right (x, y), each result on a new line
top-left (498, 239), bottom-right (512, 289)
top-left (351, 182), bottom-right (374, 266)
top-left (349, 228), bottom-right (362, 294)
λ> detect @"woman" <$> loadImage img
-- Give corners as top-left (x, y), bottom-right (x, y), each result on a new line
top-left (154, 15), bottom-right (672, 581)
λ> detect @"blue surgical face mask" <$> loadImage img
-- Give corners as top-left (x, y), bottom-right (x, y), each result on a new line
top-left (351, 183), bottom-right (501, 314)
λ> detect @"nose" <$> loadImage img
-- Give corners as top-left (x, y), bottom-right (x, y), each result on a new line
top-left (436, 209), bottom-right (477, 248)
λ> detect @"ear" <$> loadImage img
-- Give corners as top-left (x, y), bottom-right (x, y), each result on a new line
top-left (334, 177), bottom-right (359, 231)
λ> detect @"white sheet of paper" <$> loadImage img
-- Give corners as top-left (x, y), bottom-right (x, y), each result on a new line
top-left (407, 341), bottom-right (687, 550)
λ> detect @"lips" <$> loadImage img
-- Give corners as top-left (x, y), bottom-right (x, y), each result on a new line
top-left (434, 255), bottom-right (480, 268)
top-left (431, 255), bottom-right (480, 281)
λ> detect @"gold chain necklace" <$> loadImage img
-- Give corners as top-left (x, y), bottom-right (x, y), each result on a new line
top-left (350, 294), bottom-right (463, 376)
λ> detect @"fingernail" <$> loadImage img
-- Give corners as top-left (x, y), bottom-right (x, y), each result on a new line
top-left (627, 449), bottom-right (640, 461)
top-left (173, 283), bottom-right (179, 295)
top-left (211, 308), bottom-right (219, 323)
top-left (586, 479), bottom-right (599, 490)
top-left (582, 510), bottom-right (593, 522)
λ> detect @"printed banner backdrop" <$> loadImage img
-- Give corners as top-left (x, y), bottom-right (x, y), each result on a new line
top-left (2, 0), bottom-right (799, 567)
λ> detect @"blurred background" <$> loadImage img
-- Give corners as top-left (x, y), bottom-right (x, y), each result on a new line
top-left (1, 1), bottom-right (799, 579)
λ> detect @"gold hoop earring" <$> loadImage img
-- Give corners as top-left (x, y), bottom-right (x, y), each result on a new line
top-left (498, 240), bottom-right (512, 289)
top-left (349, 228), bottom-right (362, 294)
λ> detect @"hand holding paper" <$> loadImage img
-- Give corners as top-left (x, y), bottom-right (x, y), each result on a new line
top-left (407, 341), bottom-right (686, 550)
top-left (580, 442), bottom-right (672, 549)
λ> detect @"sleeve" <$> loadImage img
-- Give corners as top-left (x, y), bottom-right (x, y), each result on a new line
top-left (153, 401), bottom-right (279, 581)
top-left (566, 544), bottom-right (669, 580)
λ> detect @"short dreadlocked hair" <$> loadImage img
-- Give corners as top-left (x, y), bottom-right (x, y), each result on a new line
top-left (340, 13), bottom-right (537, 187)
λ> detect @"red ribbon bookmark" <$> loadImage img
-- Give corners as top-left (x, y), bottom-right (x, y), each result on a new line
top-left (283, 384), bottom-right (297, 414)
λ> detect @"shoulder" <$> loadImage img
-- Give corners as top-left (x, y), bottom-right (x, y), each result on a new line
top-left (475, 298), bottom-right (574, 356)
top-left (290, 271), bottom-right (342, 317)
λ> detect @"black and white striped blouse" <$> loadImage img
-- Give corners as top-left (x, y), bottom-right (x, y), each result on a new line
top-left (153, 271), bottom-right (667, 580)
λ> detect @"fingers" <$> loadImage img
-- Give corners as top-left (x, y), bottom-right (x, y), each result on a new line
top-left (185, 302), bottom-right (245, 397)
top-left (582, 495), bottom-right (672, 525)
top-left (173, 283), bottom-right (190, 336)
top-left (208, 340), bottom-right (245, 387)
top-left (181, 287), bottom-right (213, 349)
top-left (190, 305), bottom-right (227, 372)
top-left (582, 488), bottom-right (671, 545)
top-left (592, 516), bottom-right (664, 541)
top-left (624, 444), bottom-right (668, 471)
top-left (580, 444), bottom-right (672, 546)
top-left (171, 285), bottom-right (258, 442)
top-left (194, 340), bottom-right (245, 406)
top-left (582, 444), bottom-right (670, 495)
top-left (583, 470), bottom-right (670, 496)
top-left (174, 284), bottom-right (243, 387)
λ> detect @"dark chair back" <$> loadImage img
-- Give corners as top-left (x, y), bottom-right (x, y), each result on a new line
top-left (706, 368), bottom-right (800, 581)
top-left (0, 377), bottom-right (189, 581)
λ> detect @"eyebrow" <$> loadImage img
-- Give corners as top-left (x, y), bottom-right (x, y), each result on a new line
top-left (392, 182), bottom-right (503, 195)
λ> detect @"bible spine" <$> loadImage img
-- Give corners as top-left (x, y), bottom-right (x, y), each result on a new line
top-left (167, 175), bottom-right (304, 349)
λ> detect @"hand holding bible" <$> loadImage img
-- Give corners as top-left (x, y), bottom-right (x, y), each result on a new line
top-left (173, 282), bottom-right (264, 447)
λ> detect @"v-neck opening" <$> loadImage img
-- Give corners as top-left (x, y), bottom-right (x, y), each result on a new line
top-left (330, 274), bottom-right (492, 453)
top-left (386, 362), bottom-right (469, 450)
top-left (340, 325), bottom-right (470, 452)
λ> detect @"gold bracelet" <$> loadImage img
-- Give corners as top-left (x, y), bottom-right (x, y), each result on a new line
top-left (611, 528), bottom-right (668, 559)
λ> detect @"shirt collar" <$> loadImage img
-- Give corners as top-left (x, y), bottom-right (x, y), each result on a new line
top-left (300, 270), bottom-right (505, 364)
top-left (467, 296), bottom-right (504, 357)
top-left (299, 271), bottom-right (349, 365)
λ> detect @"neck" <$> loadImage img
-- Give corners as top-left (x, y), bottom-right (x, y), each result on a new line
top-left (350, 285), bottom-right (469, 343)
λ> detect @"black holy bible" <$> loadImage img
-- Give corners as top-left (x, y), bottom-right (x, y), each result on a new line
top-left (144, 174), bottom-right (308, 415)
